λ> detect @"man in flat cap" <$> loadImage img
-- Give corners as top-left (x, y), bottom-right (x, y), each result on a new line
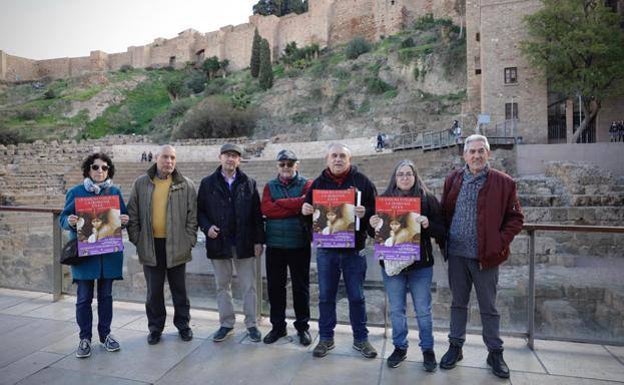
top-left (260, 149), bottom-right (313, 345)
top-left (197, 143), bottom-right (265, 343)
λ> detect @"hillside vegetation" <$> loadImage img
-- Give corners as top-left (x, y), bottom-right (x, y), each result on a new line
top-left (0, 14), bottom-right (466, 145)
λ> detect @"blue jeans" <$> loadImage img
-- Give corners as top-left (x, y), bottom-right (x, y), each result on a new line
top-left (76, 279), bottom-right (113, 342)
top-left (382, 266), bottom-right (434, 351)
top-left (316, 248), bottom-right (368, 341)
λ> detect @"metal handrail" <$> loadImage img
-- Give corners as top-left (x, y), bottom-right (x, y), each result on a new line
top-left (0, 206), bottom-right (63, 301)
top-left (523, 223), bottom-right (624, 349)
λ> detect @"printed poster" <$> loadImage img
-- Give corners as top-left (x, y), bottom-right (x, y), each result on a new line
top-left (373, 197), bottom-right (421, 261)
top-left (75, 195), bottom-right (123, 257)
top-left (312, 189), bottom-right (355, 248)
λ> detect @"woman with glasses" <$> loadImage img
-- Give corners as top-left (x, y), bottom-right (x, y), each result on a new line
top-left (59, 153), bottom-right (129, 358)
top-left (369, 159), bottom-right (445, 371)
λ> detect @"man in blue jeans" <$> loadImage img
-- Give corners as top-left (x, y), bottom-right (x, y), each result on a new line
top-left (301, 143), bottom-right (378, 359)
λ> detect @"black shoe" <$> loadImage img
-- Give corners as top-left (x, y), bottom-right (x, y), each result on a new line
top-left (487, 350), bottom-right (510, 379)
top-left (297, 330), bottom-right (312, 346)
top-left (247, 327), bottom-right (262, 342)
top-left (179, 328), bottom-right (193, 342)
top-left (147, 331), bottom-right (161, 345)
top-left (75, 339), bottom-right (91, 358)
top-left (423, 350), bottom-right (437, 372)
top-left (263, 329), bottom-right (287, 344)
top-left (313, 339), bottom-right (335, 358)
top-left (387, 347), bottom-right (407, 368)
top-left (212, 326), bottom-right (234, 342)
top-left (440, 343), bottom-right (463, 369)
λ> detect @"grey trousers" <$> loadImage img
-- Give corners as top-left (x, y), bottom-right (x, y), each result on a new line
top-left (211, 251), bottom-right (257, 328)
top-left (447, 255), bottom-right (503, 351)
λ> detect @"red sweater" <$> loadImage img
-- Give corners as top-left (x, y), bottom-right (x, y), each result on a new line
top-left (261, 179), bottom-right (313, 219)
top-left (441, 167), bottom-right (524, 269)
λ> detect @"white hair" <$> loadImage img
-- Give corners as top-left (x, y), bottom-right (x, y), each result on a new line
top-left (463, 134), bottom-right (490, 153)
top-left (326, 142), bottom-right (352, 157)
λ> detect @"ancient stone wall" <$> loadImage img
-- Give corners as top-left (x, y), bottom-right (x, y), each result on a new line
top-left (1, 51), bottom-right (38, 82)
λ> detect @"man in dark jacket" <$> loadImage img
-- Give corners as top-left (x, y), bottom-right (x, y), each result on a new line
top-left (197, 143), bottom-right (265, 343)
top-left (439, 134), bottom-right (524, 379)
top-left (261, 149), bottom-right (313, 346)
top-left (301, 143), bottom-right (378, 359)
top-left (127, 145), bottom-right (197, 345)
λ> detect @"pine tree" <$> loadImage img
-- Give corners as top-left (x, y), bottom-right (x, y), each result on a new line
top-left (250, 28), bottom-right (262, 78)
top-left (259, 39), bottom-right (274, 90)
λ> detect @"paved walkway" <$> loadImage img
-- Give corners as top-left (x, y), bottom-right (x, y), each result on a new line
top-left (1, 288), bottom-right (623, 385)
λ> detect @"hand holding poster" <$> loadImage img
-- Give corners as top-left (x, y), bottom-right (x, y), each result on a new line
top-left (75, 195), bottom-right (124, 257)
top-left (312, 189), bottom-right (355, 248)
top-left (373, 197), bottom-right (421, 261)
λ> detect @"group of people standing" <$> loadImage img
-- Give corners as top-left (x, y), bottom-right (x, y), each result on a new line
top-left (609, 121), bottom-right (624, 142)
top-left (60, 134), bottom-right (523, 379)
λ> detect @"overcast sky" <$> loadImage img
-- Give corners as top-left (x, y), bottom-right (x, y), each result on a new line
top-left (0, 0), bottom-right (258, 60)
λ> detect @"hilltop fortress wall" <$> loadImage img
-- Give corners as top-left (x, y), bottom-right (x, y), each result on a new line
top-left (0, 0), bottom-right (458, 82)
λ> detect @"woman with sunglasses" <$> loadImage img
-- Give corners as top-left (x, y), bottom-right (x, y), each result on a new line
top-left (59, 153), bottom-right (129, 358)
top-left (369, 159), bottom-right (445, 371)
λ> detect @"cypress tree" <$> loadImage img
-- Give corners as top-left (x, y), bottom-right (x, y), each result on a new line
top-left (259, 38), bottom-right (273, 90)
top-left (250, 28), bottom-right (262, 78)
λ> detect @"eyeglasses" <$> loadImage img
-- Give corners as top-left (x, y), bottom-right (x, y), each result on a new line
top-left (278, 162), bottom-right (295, 168)
top-left (396, 172), bottom-right (414, 178)
top-left (91, 164), bottom-right (109, 172)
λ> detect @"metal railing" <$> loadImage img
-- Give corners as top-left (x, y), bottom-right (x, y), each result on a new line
top-left (523, 223), bottom-right (624, 349)
top-left (1, 205), bottom-right (623, 349)
top-left (0, 206), bottom-right (63, 301)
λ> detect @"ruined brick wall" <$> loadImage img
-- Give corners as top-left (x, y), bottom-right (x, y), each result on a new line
top-left (36, 57), bottom-right (71, 79)
top-left (107, 51), bottom-right (132, 70)
top-left (0, 0), bottom-right (460, 81)
top-left (1, 51), bottom-right (38, 82)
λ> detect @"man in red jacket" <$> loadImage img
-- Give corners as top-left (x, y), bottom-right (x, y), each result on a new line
top-left (439, 134), bottom-right (523, 379)
top-left (261, 149), bottom-right (313, 346)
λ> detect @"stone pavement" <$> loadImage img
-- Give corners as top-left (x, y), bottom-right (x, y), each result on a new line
top-left (0, 288), bottom-right (623, 385)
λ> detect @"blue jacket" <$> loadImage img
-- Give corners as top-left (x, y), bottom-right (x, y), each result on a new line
top-left (59, 184), bottom-right (128, 281)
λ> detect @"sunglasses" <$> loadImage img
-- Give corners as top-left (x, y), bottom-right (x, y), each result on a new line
top-left (91, 164), bottom-right (109, 172)
top-left (278, 162), bottom-right (295, 168)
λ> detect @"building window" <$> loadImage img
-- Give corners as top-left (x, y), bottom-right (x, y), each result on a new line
top-left (505, 103), bottom-right (518, 120)
top-left (476, 32), bottom-right (480, 42)
top-left (504, 67), bottom-right (518, 84)
top-left (475, 69), bottom-right (481, 75)
top-left (390, 0), bottom-right (395, 5)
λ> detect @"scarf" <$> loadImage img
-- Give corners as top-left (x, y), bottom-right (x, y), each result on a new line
top-left (83, 178), bottom-right (113, 195)
top-left (323, 167), bottom-right (351, 186)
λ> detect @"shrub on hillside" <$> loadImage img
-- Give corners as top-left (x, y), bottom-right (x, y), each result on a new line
top-left (400, 37), bottom-right (416, 49)
top-left (366, 77), bottom-right (395, 94)
top-left (44, 89), bottom-right (57, 99)
top-left (345, 37), bottom-right (371, 60)
top-left (172, 97), bottom-right (256, 139)
top-left (120, 64), bottom-right (134, 72)
top-left (18, 108), bottom-right (40, 120)
top-left (0, 128), bottom-right (26, 145)
top-left (185, 71), bottom-right (207, 94)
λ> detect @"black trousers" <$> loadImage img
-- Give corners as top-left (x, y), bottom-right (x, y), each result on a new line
top-left (143, 238), bottom-right (190, 333)
top-left (265, 246), bottom-right (311, 332)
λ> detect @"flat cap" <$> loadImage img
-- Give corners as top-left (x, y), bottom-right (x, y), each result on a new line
top-left (276, 149), bottom-right (297, 161)
top-left (220, 143), bottom-right (243, 156)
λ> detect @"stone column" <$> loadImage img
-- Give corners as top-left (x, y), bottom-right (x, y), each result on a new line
top-left (565, 98), bottom-right (574, 143)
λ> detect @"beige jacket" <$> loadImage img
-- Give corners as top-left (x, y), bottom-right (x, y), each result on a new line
top-left (127, 164), bottom-right (198, 267)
